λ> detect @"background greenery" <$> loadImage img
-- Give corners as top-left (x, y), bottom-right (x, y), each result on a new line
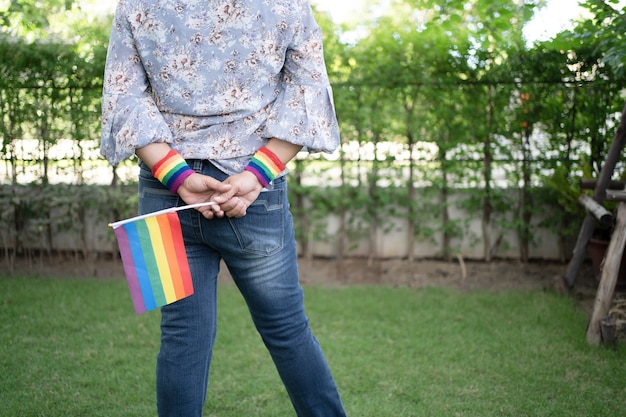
top-left (2, 276), bottom-right (625, 417)
top-left (3, 5), bottom-right (625, 416)
top-left (2, 0), bottom-right (626, 262)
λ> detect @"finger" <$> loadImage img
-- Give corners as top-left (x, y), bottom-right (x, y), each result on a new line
top-left (203, 176), bottom-right (232, 193)
top-left (226, 199), bottom-right (247, 218)
top-left (202, 204), bottom-right (224, 219)
top-left (210, 207), bottom-right (225, 218)
top-left (226, 209), bottom-right (245, 218)
top-left (213, 187), bottom-right (238, 204)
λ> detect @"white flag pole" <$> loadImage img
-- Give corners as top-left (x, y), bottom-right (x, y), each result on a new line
top-left (108, 201), bottom-right (217, 228)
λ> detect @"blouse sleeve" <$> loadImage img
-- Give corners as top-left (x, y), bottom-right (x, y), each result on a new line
top-left (99, 2), bottom-right (172, 167)
top-left (263, 2), bottom-right (341, 153)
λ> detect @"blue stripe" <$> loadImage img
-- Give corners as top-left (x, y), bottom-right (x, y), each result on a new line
top-left (248, 160), bottom-right (271, 184)
top-left (125, 222), bottom-right (157, 311)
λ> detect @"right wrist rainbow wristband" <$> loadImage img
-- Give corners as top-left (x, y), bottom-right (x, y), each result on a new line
top-left (151, 149), bottom-right (194, 194)
top-left (244, 147), bottom-right (286, 187)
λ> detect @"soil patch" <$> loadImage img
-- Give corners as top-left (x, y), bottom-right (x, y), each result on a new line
top-left (8, 253), bottom-right (624, 343)
top-left (2, 252), bottom-right (598, 310)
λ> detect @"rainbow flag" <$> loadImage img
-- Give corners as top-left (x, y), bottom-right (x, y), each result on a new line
top-left (109, 202), bottom-right (214, 314)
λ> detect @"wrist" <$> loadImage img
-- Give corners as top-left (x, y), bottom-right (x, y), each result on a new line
top-left (244, 147), bottom-right (286, 187)
top-left (151, 149), bottom-right (194, 194)
top-left (241, 170), bottom-right (265, 192)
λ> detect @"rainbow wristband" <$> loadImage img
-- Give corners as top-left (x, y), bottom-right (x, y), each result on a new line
top-left (244, 147), bottom-right (286, 187)
top-left (151, 149), bottom-right (194, 194)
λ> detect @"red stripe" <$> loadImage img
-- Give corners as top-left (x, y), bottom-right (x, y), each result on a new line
top-left (158, 213), bottom-right (186, 300)
top-left (168, 212), bottom-right (194, 296)
top-left (151, 149), bottom-right (178, 178)
top-left (258, 147), bottom-right (286, 171)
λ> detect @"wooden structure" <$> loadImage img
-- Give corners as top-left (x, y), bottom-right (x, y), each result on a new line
top-left (564, 102), bottom-right (626, 345)
top-left (562, 102), bottom-right (626, 292)
top-left (586, 194), bottom-right (626, 345)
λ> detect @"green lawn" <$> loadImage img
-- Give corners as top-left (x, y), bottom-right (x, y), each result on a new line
top-left (1, 275), bottom-right (624, 417)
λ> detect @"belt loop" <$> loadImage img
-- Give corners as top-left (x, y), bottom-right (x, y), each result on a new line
top-left (187, 159), bottom-right (203, 172)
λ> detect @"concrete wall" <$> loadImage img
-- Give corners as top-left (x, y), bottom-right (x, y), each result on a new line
top-left (304, 198), bottom-right (573, 260)
top-left (7, 190), bottom-right (577, 261)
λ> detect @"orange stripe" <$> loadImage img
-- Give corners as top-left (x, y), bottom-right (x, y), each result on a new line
top-left (258, 147), bottom-right (285, 171)
top-left (154, 156), bottom-right (183, 182)
top-left (145, 216), bottom-right (176, 303)
top-left (255, 152), bottom-right (282, 176)
top-left (168, 212), bottom-right (194, 296)
top-left (158, 213), bottom-right (186, 300)
top-left (152, 150), bottom-right (177, 178)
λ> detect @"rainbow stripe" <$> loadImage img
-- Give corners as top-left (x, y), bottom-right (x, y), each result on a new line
top-left (112, 211), bottom-right (193, 314)
top-left (152, 149), bottom-right (194, 194)
top-left (244, 147), bottom-right (286, 187)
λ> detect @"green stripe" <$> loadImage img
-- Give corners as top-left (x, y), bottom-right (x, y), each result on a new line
top-left (250, 158), bottom-right (273, 182)
top-left (135, 219), bottom-right (167, 307)
top-left (161, 162), bottom-right (188, 189)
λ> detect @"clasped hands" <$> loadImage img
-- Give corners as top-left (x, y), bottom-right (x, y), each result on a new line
top-left (177, 170), bottom-right (263, 219)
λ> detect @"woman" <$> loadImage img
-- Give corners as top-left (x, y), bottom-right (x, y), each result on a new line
top-left (100, 0), bottom-right (347, 416)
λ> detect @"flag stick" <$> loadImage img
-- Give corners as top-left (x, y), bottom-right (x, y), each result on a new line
top-left (108, 202), bottom-right (217, 228)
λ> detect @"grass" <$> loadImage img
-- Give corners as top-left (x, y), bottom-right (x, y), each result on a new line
top-left (1, 275), bottom-right (625, 417)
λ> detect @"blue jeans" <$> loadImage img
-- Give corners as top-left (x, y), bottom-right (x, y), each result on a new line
top-left (138, 160), bottom-right (347, 417)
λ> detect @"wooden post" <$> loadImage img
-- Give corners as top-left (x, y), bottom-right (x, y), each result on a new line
top-left (578, 195), bottom-right (613, 225)
top-left (605, 190), bottom-right (626, 202)
top-left (563, 101), bottom-right (626, 289)
top-left (580, 179), bottom-right (625, 190)
top-left (586, 202), bottom-right (626, 345)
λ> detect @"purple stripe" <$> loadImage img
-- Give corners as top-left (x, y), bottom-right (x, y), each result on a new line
top-left (126, 221), bottom-right (158, 311)
top-left (244, 164), bottom-right (269, 187)
top-left (169, 167), bottom-right (194, 193)
top-left (114, 226), bottom-right (146, 314)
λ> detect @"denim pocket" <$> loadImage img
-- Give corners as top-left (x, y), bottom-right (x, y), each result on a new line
top-left (228, 186), bottom-right (285, 256)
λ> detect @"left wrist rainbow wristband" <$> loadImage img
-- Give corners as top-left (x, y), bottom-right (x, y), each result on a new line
top-left (244, 147), bottom-right (286, 187)
top-left (151, 149), bottom-right (194, 194)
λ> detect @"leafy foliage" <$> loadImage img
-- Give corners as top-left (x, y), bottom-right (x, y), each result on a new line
top-left (3, 0), bottom-right (626, 261)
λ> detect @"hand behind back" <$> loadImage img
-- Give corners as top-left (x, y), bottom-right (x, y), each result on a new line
top-left (177, 171), bottom-right (262, 219)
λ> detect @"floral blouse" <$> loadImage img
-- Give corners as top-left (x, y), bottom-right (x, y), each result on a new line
top-left (100, 0), bottom-right (340, 175)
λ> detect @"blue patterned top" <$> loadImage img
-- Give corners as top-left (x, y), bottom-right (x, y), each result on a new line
top-left (100, 0), bottom-right (340, 174)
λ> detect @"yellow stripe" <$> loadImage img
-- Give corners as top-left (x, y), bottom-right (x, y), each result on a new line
top-left (145, 216), bottom-right (177, 303)
top-left (255, 152), bottom-right (282, 176)
top-left (155, 157), bottom-right (184, 181)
